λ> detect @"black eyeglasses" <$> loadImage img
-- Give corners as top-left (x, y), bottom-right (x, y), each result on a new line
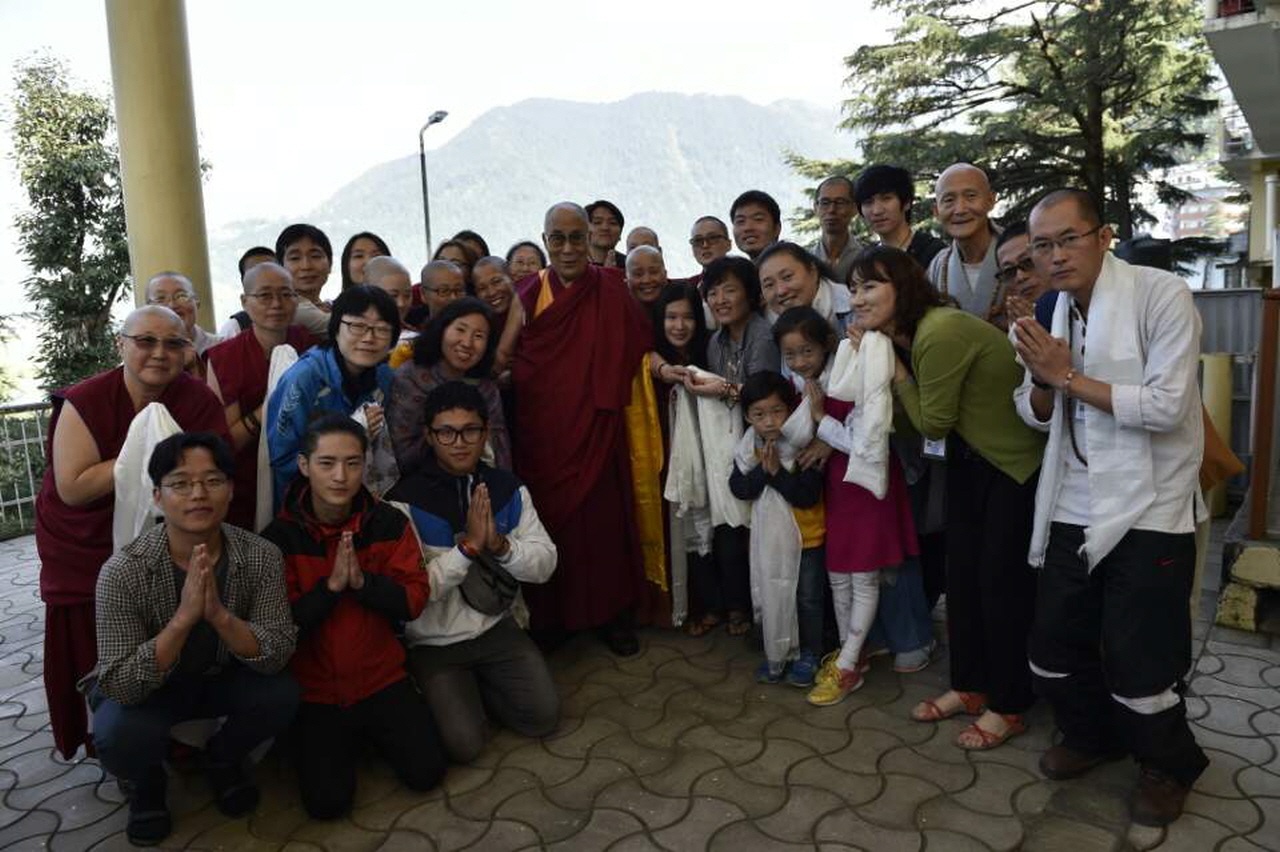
top-left (121, 334), bottom-right (191, 352)
top-left (689, 235), bottom-right (728, 249)
top-left (995, 257), bottom-right (1037, 283)
top-left (429, 425), bottom-right (485, 446)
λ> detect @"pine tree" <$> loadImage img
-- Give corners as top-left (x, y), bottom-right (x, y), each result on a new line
top-left (10, 56), bottom-right (130, 391)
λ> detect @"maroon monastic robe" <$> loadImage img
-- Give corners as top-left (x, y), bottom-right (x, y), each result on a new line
top-left (513, 265), bottom-right (653, 630)
top-left (35, 367), bottom-right (228, 758)
top-left (204, 326), bottom-right (315, 529)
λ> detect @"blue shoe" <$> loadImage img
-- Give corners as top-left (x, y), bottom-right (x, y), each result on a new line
top-left (787, 652), bottom-right (820, 688)
top-left (755, 660), bottom-right (787, 684)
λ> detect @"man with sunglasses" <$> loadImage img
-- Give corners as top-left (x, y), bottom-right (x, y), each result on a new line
top-left (91, 431), bottom-right (298, 845)
top-left (995, 221), bottom-right (1052, 329)
top-left (514, 202), bottom-right (653, 656)
top-left (387, 381), bottom-right (559, 763)
top-left (35, 305), bottom-right (230, 764)
top-left (683, 216), bottom-right (732, 288)
top-left (1012, 189), bottom-right (1208, 827)
top-left (205, 262), bottom-right (316, 530)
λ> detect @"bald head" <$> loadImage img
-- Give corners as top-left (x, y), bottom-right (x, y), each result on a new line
top-left (625, 245), bottom-right (667, 304)
top-left (362, 256), bottom-right (411, 289)
top-left (626, 227), bottom-right (660, 253)
top-left (145, 271), bottom-right (195, 301)
top-left (934, 163), bottom-right (996, 242)
top-left (122, 304), bottom-right (186, 337)
top-left (935, 163), bottom-right (991, 195)
top-left (543, 202), bottom-right (589, 234)
top-left (626, 244), bottom-right (664, 271)
top-left (241, 261), bottom-right (292, 294)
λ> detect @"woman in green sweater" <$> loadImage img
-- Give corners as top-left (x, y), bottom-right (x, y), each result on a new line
top-left (847, 245), bottom-right (1045, 751)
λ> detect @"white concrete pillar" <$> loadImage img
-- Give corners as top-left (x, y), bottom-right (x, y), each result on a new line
top-left (1267, 173), bottom-right (1279, 263)
top-left (105, 0), bottom-right (214, 330)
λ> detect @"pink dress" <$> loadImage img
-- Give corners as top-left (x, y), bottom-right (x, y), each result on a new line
top-left (823, 397), bottom-right (919, 573)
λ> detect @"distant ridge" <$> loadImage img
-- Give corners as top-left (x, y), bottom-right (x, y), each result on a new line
top-left (208, 92), bottom-right (856, 313)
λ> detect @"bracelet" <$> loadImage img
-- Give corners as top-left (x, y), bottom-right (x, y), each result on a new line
top-left (457, 539), bottom-right (479, 558)
top-left (1062, 369), bottom-right (1077, 395)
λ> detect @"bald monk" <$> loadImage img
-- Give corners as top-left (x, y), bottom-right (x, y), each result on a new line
top-left (514, 202), bottom-right (654, 655)
top-left (366, 257), bottom-right (422, 369)
top-left (625, 245), bottom-right (669, 308)
top-left (625, 226), bottom-right (660, 253)
top-left (146, 271), bottom-right (222, 357)
top-left (35, 306), bottom-right (229, 758)
top-left (205, 263), bottom-right (316, 529)
top-left (926, 163), bottom-right (1006, 325)
top-left (406, 259), bottom-right (466, 330)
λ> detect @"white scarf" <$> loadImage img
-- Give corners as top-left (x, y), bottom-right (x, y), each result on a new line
top-left (113, 402), bottom-right (181, 553)
top-left (664, 384), bottom-right (712, 627)
top-left (812, 277), bottom-right (851, 330)
top-left (689, 367), bottom-right (751, 529)
top-left (827, 333), bottom-right (895, 499)
top-left (255, 343), bottom-right (299, 532)
top-left (733, 403), bottom-right (815, 665)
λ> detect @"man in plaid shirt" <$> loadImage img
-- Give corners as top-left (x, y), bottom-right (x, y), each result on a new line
top-left (87, 432), bottom-right (299, 846)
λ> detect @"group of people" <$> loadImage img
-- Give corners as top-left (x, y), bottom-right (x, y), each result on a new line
top-left (33, 159), bottom-right (1214, 845)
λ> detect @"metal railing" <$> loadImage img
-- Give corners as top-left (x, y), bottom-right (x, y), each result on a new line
top-left (0, 401), bottom-right (51, 538)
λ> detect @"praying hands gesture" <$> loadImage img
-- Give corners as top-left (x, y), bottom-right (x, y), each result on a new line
top-left (327, 531), bottom-right (365, 593)
top-left (174, 544), bottom-right (212, 631)
top-left (464, 483), bottom-right (510, 557)
top-left (757, 439), bottom-right (781, 476)
top-left (807, 378), bottom-right (826, 424)
top-left (1012, 317), bottom-right (1072, 389)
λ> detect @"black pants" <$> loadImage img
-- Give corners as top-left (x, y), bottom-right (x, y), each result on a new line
top-left (294, 678), bottom-right (446, 819)
top-left (945, 439), bottom-right (1038, 714)
top-left (1030, 523), bottom-right (1208, 787)
top-left (691, 524), bottom-right (751, 619)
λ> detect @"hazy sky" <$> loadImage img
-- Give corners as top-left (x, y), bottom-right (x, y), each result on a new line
top-left (0, 0), bottom-right (888, 398)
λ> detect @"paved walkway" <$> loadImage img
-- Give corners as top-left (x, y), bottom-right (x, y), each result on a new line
top-left (0, 533), bottom-right (1277, 851)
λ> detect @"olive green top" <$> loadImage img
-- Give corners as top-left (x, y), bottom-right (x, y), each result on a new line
top-left (893, 307), bottom-right (1045, 484)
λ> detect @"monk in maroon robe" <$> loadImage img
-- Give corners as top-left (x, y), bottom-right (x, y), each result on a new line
top-left (35, 306), bottom-right (229, 758)
top-left (205, 262), bottom-right (315, 530)
top-left (514, 202), bottom-right (653, 655)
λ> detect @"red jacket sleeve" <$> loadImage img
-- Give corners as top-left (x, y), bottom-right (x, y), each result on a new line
top-left (381, 522), bottom-right (430, 620)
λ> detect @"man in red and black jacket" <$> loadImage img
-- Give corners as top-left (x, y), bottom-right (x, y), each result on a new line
top-left (261, 413), bottom-right (445, 819)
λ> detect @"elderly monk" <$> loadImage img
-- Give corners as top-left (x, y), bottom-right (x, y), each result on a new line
top-left (146, 272), bottom-right (222, 379)
top-left (625, 245), bottom-right (669, 308)
top-left (205, 263), bottom-right (316, 529)
top-left (626, 227), bottom-right (660, 253)
top-left (368, 257), bottom-right (422, 369)
top-left (926, 163), bottom-right (1005, 324)
top-left (515, 202), bottom-right (654, 655)
top-left (35, 306), bottom-right (229, 759)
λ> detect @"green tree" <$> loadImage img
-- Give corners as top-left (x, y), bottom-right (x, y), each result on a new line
top-left (790, 0), bottom-right (1217, 241)
top-left (9, 55), bottom-right (130, 391)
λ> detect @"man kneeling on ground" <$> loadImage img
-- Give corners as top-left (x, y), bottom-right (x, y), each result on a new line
top-left (387, 381), bottom-right (560, 763)
top-left (89, 432), bottom-right (299, 847)
top-left (262, 414), bottom-right (446, 818)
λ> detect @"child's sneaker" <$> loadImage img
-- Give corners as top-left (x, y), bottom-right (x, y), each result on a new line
top-left (755, 660), bottom-right (787, 684)
top-left (806, 666), bottom-right (864, 706)
top-left (893, 639), bottom-right (937, 674)
top-left (815, 651), bottom-right (840, 685)
top-left (787, 652), bottom-right (820, 688)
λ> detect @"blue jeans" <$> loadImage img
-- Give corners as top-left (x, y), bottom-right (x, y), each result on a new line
top-left (868, 558), bottom-right (934, 653)
top-left (91, 665), bottom-right (299, 783)
top-left (797, 546), bottom-right (826, 657)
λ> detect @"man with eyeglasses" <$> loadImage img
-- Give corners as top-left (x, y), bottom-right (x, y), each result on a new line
top-left (90, 431), bottom-right (298, 845)
top-left (416, 259), bottom-right (467, 324)
top-left (35, 305), bottom-right (230, 764)
top-left (809, 176), bottom-right (865, 285)
top-left (1012, 189), bottom-right (1208, 827)
top-left (146, 271), bottom-right (223, 361)
top-left (514, 202), bottom-right (654, 657)
top-left (684, 216), bottom-right (732, 288)
top-left (205, 262), bottom-right (316, 530)
top-left (926, 163), bottom-right (1005, 324)
top-left (995, 221), bottom-right (1051, 329)
top-left (388, 381), bottom-right (559, 763)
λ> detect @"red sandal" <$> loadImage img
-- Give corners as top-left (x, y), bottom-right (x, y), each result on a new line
top-left (956, 712), bottom-right (1026, 750)
top-left (911, 690), bottom-right (986, 723)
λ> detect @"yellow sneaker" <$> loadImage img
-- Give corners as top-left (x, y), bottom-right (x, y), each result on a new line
top-left (806, 666), bottom-right (864, 707)
top-left (814, 651), bottom-right (840, 686)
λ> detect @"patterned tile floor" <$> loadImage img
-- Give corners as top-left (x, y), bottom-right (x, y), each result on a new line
top-left (0, 533), bottom-right (1277, 851)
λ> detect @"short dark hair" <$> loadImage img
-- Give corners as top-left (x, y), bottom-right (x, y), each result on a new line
top-left (1033, 188), bottom-right (1104, 229)
top-left (301, 412), bottom-right (368, 457)
top-left (995, 220), bottom-right (1029, 254)
top-left (327, 284), bottom-right (402, 348)
top-left (850, 245), bottom-right (944, 340)
top-left (423, 380), bottom-right (490, 429)
top-left (148, 432), bottom-right (235, 487)
top-left (730, 190), bottom-right (781, 227)
top-left (739, 370), bottom-right (797, 419)
top-left (755, 241), bottom-right (837, 285)
top-left (275, 223), bottom-right (333, 264)
top-left (585, 199), bottom-right (625, 229)
top-left (238, 246), bottom-right (275, 278)
top-left (505, 240), bottom-right (547, 269)
top-left (693, 215), bottom-right (729, 236)
top-left (653, 283), bottom-right (711, 369)
top-left (453, 230), bottom-right (491, 257)
top-left (433, 239), bottom-right (478, 272)
top-left (412, 296), bottom-right (498, 377)
top-left (854, 165), bottom-right (916, 221)
top-left (339, 231), bottom-right (391, 291)
top-left (773, 305), bottom-right (837, 353)
top-left (701, 255), bottom-right (764, 312)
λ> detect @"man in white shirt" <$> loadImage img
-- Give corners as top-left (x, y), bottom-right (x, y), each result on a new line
top-left (1012, 189), bottom-right (1207, 828)
top-left (926, 164), bottom-right (1003, 323)
top-left (387, 380), bottom-right (559, 764)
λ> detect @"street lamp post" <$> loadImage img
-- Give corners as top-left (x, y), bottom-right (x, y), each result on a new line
top-left (418, 110), bottom-right (448, 257)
